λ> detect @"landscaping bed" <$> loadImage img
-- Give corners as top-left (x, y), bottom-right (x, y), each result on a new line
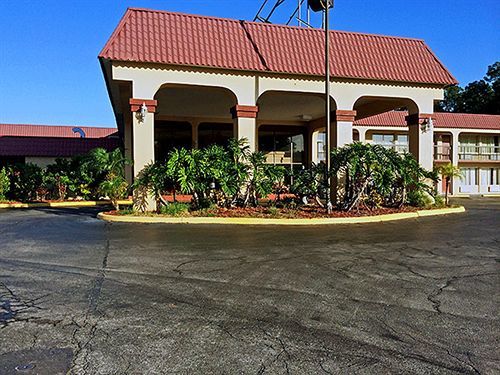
top-left (110, 203), bottom-right (424, 219)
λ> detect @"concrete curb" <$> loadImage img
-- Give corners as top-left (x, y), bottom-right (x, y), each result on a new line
top-left (0, 200), bottom-right (133, 209)
top-left (97, 206), bottom-right (466, 226)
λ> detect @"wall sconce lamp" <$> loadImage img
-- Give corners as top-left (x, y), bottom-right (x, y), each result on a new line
top-left (136, 102), bottom-right (148, 123)
top-left (421, 117), bottom-right (434, 133)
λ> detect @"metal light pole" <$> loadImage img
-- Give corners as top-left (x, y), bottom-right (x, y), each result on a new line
top-left (308, 0), bottom-right (334, 212)
top-left (324, 1), bottom-right (333, 213)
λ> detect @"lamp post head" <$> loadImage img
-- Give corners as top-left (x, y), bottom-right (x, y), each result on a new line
top-left (308, 0), bottom-right (334, 12)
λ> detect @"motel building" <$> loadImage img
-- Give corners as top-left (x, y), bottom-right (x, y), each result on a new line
top-left (99, 8), bottom-right (500, 209)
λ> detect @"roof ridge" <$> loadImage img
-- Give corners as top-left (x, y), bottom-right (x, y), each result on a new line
top-left (125, 7), bottom-right (427, 43)
top-left (420, 42), bottom-right (458, 86)
top-left (99, 7), bottom-right (134, 57)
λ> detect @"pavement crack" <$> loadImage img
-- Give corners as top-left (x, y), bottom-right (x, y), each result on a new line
top-left (69, 223), bottom-right (111, 374)
top-left (0, 282), bottom-right (47, 329)
top-left (447, 349), bottom-right (482, 374)
top-left (427, 277), bottom-right (454, 314)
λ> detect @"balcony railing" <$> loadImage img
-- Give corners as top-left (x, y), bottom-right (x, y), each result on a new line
top-left (374, 143), bottom-right (409, 154)
top-left (458, 145), bottom-right (500, 161)
top-left (434, 145), bottom-right (452, 161)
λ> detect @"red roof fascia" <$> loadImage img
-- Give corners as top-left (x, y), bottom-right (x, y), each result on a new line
top-left (354, 111), bottom-right (500, 130)
top-left (0, 136), bottom-right (120, 157)
top-left (99, 8), bottom-right (457, 86)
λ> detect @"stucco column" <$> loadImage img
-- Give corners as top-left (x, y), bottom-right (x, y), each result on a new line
top-left (357, 127), bottom-right (367, 143)
top-left (406, 113), bottom-right (435, 171)
top-left (130, 98), bottom-right (157, 211)
top-left (331, 110), bottom-right (355, 147)
top-left (231, 105), bottom-right (258, 152)
top-left (451, 131), bottom-right (460, 195)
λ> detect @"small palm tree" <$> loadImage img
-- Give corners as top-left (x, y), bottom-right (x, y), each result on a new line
top-left (437, 163), bottom-right (462, 206)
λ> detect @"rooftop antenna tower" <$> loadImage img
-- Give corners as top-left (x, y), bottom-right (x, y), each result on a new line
top-left (254, 0), bottom-right (315, 28)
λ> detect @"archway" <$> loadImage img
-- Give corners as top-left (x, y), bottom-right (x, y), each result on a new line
top-left (153, 84), bottom-right (238, 156)
top-left (257, 91), bottom-right (336, 167)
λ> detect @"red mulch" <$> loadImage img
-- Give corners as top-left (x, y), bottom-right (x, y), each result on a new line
top-left (195, 205), bottom-right (417, 219)
top-left (111, 205), bottom-right (418, 219)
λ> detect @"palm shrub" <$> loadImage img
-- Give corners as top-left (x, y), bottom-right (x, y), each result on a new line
top-left (96, 149), bottom-right (130, 209)
top-left (242, 151), bottom-right (285, 207)
top-left (330, 143), bottom-right (437, 211)
top-left (134, 138), bottom-right (285, 210)
top-left (81, 148), bottom-right (130, 199)
top-left (0, 167), bottom-right (10, 201)
top-left (436, 162), bottom-right (462, 206)
top-left (133, 161), bottom-right (173, 211)
top-left (290, 163), bottom-right (327, 206)
top-left (99, 172), bottom-right (129, 210)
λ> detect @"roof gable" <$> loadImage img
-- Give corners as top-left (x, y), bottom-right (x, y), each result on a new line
top-left (99, 8), bottom-right (457, 86)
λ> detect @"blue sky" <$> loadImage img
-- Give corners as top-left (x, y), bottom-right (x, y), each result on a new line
top-left (1, 0), bottom-right (498, 127)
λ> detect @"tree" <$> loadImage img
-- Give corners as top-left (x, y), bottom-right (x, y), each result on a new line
top-left (436, 163), bottom-right (462, 206)
top-left (435, 85), bottom-right (463, 112)
top-left (459, 80), bottom-right (494, 113)
top-left (435, 61), bottom-right (499, 114)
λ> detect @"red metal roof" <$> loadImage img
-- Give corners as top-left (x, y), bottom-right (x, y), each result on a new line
top-left (0, 137), bottom-right (120, 157)
top-left (0, 124), bottom-right (117, 138)
top-left (99, 8), bottom-right (457, 86)
top-left (355, 111), bottom-right (500, 130)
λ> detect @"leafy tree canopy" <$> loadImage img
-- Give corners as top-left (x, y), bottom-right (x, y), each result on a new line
top-left (435, 61), bottom-right (500, 114)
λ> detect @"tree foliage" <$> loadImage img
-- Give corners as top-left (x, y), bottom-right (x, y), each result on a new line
top-left (4, 148), bottom-right (129, 203)
top-left (436, 61), bottom-right (500, 114)
top-left (436, 162), bottom-right (462, 206)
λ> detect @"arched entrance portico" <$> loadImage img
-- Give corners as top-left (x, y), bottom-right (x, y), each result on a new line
top-left (256, 90), bottom-right (337, 168)
top-left (352, 96), bottom-right (434, 170)
top-left (153, 84), bottom-right (238, 156)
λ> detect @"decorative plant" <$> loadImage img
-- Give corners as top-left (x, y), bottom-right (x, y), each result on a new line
top-left (99, 172), bottom-right (129, 210)
top-left (133, 161), bottom-right (172, 212)
top-left (243, 151), bottom-right (285, 207)
top-left (0, 167), bottom-right (10, 201)
top-left (7, 163), bottom-right (44, 202)
top-left (290, 163), bottom-right (327, 206)
top-left (330, 143), bottom-right (437, 211)
top-left (436, 162), bottom-right (462, 205)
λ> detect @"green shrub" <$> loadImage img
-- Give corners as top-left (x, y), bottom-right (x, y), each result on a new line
top-left (0, 167), bottom-right (10, 201)
top-left (160, 202), bottom-right (190, 216)
top-left (433, 194), bottom-right (446, 208)
top-left (408, 190), bottom-right (435, 208)
top-left (7, 163), bottom-right (44, 202)
top-left (330, 143), bottom-right (438, 211)
top-left (99, 173), bottom-right (129, 210)
top-left (117, 208), bottom-right (135, 216)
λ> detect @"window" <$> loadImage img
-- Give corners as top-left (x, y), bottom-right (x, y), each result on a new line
top-left (460, 168), bottom-right (478, 186)
top-left (372, 134), bottom-right (394, 145)
top-left (491, 168), bottom-right (500, 185)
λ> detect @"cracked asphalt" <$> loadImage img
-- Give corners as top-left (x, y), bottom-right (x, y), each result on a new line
top-left (0, 198), bottom-right (499, 374)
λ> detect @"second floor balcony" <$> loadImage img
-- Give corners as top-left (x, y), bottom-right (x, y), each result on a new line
top-left (459, 145), bottom-right (500, 161)
top-left (434, 144), bottom-right (500, 162)
top-left (434, 145), bottom-right (452, 161)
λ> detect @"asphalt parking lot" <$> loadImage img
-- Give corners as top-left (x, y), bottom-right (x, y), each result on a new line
top-left (0, 198), bottom-right (499, 374)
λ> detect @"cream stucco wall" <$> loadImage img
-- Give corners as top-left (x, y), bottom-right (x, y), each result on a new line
top-left (110, 62), bottom-right (461, 209)
top-left (25, 157), bottom-right (59, 168)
